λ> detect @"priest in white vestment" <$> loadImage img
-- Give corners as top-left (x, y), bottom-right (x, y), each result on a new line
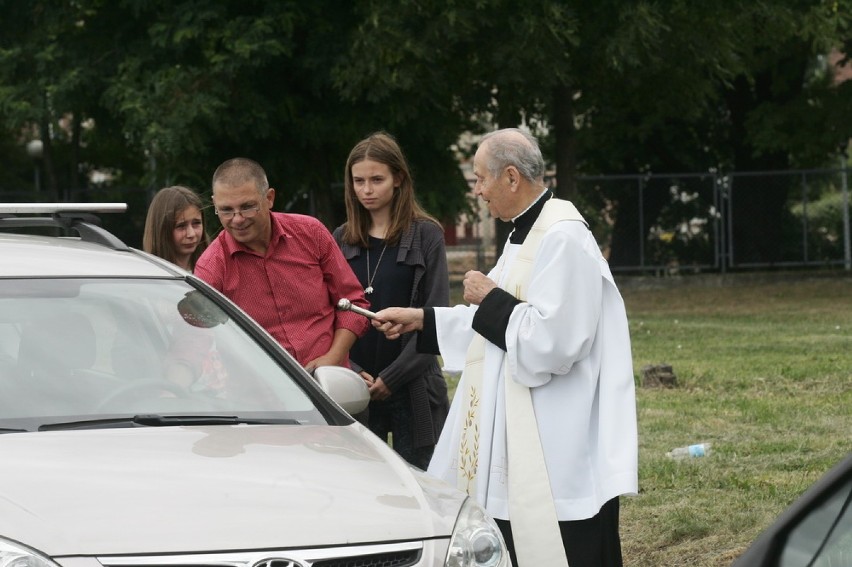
top-left (373, 128), bottom-right (638, 567)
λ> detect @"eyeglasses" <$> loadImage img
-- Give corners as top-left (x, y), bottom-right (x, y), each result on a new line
top-left (214, 206), bottom-right (261, 220)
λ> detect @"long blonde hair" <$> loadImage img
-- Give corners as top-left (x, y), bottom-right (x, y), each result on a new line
top-left (342, 131), bottom-right (440, 247)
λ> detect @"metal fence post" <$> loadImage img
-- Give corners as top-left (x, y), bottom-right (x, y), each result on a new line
top-left (842, 159), bottom-right (851, 271)
top-left (801, 172), bottom-right (809, 264)
top-left (725, 174), bottom-right (733, 272)
top-left (638, 176), bottom-right (645, 270)
top-left (712, 170), bottom-right (721, 271)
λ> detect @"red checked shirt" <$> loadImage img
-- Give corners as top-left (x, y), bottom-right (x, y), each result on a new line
top-left (195, 212), bottom-right (370, 366)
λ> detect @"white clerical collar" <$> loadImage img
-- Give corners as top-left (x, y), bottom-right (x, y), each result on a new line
top-left (512, 187), bottom-right (550, 223)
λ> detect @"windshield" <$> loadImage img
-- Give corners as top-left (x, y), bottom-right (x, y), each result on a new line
top-left (0, 278), bottom-right (324, 431)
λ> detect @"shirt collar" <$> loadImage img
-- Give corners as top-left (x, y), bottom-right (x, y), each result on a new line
top-left (509, 188), bottom-right (553, 244)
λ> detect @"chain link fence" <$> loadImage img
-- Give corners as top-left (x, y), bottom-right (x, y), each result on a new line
top-left (575, 167), bottom-right (851, 274)
top-left (448, 167), bottom-right (851, 277)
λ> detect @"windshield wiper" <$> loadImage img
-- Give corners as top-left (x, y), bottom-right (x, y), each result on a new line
top-left (133, 414), bottom-right (244, 426)
top-left (38, 415), bottom-right (301, 431)
top-left (0, 427), bottom-right (30, 433)
top-left (132, 414), bottom-right (301, 426)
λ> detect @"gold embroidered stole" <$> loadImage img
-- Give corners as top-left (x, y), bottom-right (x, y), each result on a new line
top-left (459, 198), bottom-right (586, 566)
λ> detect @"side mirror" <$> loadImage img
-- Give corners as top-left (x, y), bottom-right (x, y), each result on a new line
top-left (313, 366), bottom-right (369, 416)
top-left (177, 290), bottom-right (229, 328)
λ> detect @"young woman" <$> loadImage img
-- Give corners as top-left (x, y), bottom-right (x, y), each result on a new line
top-left (333, 131), bottom-right (450, 469)
top-left (143, 185), bottom-right (209, 272)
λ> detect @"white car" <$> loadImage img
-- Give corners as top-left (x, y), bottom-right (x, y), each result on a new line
top-left (0, 204), bottom-right (509, 567)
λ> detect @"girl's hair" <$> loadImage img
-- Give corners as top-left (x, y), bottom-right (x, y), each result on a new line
top-left (142, 185), bottom-right (209, 270)
top-left (342, 131), bottom-right (440, 247)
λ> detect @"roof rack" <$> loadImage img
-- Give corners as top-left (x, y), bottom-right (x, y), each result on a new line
top-left (0, 203), bottom-right (130, 250)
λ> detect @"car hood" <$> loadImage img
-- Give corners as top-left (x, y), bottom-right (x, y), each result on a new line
top-left (0, 424), bottom-right (465, 555)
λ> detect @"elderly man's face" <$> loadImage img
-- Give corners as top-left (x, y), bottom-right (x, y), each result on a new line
top-left (472, 145), bottom-right (515, 222)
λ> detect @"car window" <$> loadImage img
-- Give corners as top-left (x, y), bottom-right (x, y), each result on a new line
top-left (780, 477), bottom-right (852, 567)
top-left (0, 278), bottom-right (324, 430)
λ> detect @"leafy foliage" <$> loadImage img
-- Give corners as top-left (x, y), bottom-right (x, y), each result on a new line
top-left (0, 0), bottom-right (849, 245)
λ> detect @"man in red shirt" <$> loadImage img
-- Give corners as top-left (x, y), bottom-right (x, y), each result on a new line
top-left (195, 157), bottom-right (370, 371)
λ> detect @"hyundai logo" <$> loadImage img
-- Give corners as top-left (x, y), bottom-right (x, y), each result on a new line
top-left (252, 558), bottom-right (297, 567)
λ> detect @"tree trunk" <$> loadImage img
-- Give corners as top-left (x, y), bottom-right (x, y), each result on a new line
top-left (606, 178), bottom-right (646, 269)
top-left (725, 65), bottom-right (798, 265)
top-left (40, 119), bottom-right (60, 202)
top-left (70, 112), bottom-right (82, 201)
top-left (553, 84), bottom-right (577, 202)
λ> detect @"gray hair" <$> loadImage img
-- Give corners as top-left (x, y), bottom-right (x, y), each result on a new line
top-left (479, 128), bottom-right (545, 182)
top-left (212, 157), bottom-right (270, 195)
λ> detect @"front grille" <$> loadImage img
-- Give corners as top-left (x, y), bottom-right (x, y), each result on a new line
top-left (312, 549), bottom-right (420, 567)
top-left (96, 541), bottom-right (428, 567)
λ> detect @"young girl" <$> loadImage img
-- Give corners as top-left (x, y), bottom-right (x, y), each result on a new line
top-left (143, 185), bottom-right (209, 272)
top-left (333, 132), bottom-right (450, 468)
top-left (143, 186), bottom-right (223, 392)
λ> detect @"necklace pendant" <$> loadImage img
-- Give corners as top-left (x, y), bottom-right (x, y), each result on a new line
top-left (364, 242), bottom-right (387, 297)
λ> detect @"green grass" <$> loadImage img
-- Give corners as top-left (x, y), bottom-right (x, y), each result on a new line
top-left (446, 272), bottom-right (852, 566)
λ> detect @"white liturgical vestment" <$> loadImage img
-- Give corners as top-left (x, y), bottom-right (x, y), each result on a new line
top-left (427, 216), bottom-right (638, 522)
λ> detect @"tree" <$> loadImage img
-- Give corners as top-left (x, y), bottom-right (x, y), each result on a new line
top-left (544, 1), bottom-right (852, 266)
top-left (333, 0), bottom-right (582, 247)
top-left (2, 0), bottom-right (849, 260)
top-left (93, 0), bottom-right (478, 228)
top-left (0, 1), bottom-right (126, 200)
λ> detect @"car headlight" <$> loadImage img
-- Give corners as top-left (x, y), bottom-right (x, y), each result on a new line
top-left (0, 538), bottom-right (57, 567)
top-left (445, 497), bottom-right (510, 567)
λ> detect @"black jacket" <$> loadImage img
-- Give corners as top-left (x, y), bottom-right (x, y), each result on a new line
top-left (333, 219), bottom-right (450, 447)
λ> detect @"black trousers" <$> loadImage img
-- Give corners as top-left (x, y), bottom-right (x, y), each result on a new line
top-left (495, 496), bottom-right (623, 567)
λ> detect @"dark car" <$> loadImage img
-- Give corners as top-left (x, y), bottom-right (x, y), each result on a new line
top-left (731, 452), bottom-right (852, 566)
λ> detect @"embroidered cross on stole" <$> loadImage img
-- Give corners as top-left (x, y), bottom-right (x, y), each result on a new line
top-left (459, 198), bottom-right (587, 567)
